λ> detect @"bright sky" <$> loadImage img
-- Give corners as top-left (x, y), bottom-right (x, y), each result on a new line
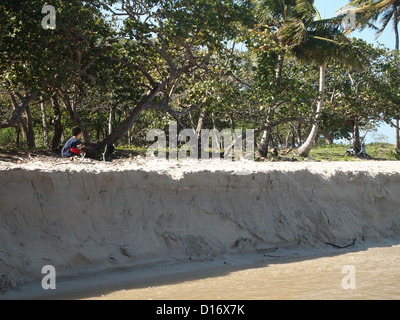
top-left (315, 0), bottom-right (397, 144)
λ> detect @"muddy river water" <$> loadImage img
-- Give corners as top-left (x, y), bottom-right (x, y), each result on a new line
top-left (82, 241), bottom-right (400, 300)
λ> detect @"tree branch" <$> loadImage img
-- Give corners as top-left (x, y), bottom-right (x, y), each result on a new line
top-left (0, 91), bottom-right (37, 129)
top-left (111, 57), bottom-right (157, 87)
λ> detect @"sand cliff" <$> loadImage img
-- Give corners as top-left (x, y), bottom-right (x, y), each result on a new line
top-left (1, 160), bottom-right (399, 294)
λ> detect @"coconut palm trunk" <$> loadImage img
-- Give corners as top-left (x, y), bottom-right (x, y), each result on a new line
top-left (297, 64), bottom-right (326, 157)
top-left (254, 0), bottom-right (364, 158)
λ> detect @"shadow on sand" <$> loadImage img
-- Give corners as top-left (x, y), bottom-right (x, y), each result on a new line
top-left (4, 236), bottom-right (400, 300)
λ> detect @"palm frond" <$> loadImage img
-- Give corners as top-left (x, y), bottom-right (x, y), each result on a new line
top-left (275, 18), bottom-right (307, 46)
top-left (339, 0), bottom-right (400, 38)
top-left (253, 0), bottom-right (367, 69)
top-left (377, 8), bottom-right (394, 38)
top-left (292, 22), bottom-right (365, 70)
top-left (252, 0), bottom-right (296, 23)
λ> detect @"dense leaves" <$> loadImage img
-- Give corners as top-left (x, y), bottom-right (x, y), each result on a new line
top-left (0, 0), bottom-right (399, 158)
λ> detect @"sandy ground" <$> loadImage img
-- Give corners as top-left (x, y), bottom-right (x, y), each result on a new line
top-left (0, 150), bottom-right (399, 174)
top-left (4, 237), bottom-right (400, 300)
top-left (82, 238), bottom-right (400, 300)
top-left (0, 154), bottom-right (399, 299)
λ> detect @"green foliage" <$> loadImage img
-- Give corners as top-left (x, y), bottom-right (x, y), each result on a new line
top-left (0, 0), bottom-right (399, 159)
top-left (369, 143), bottom-right (400, 160)
top-left (320, 38), bottom-right (400, 142)
top-left (0, 0), bottom-right (113, 94)
top-left (0, 128), bottom-right (16, 149)
top-left (387, 150), bottom-right (400, 160)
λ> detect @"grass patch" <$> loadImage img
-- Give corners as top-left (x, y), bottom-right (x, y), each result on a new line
top-left (308, 144), bottom-right (350, 161)
top-left (367, 143), bottom-right (400, 160)
top-left (289, 143), bottom-right (398, 161)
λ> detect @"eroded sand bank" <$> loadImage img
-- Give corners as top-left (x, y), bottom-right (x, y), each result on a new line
top-left (0, 159), bottom-right (399, 297)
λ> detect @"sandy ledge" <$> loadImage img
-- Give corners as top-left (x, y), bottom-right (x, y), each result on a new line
top-left (0, 159), bottom-right (399, 297)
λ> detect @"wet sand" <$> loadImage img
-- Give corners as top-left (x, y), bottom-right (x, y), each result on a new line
top-left (4, 238), bottom-right (399, 300)
top-left (81, 239), bottom-right (400, 300)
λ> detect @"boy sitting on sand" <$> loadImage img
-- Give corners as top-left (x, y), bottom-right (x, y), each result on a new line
top-left (61, 126), bottom-right (84, 158)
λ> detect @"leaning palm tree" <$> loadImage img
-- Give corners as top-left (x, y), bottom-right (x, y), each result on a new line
top-left (338, 0), bottom-right (400, 150)
top-left (295, 31), bottom-right (364, 156)
top-left (253, 0), bottom-right (331, 156)
top-left (273, 1), bottom-right (365, 156)
top-left (253, 0), bottom-right (365, 157)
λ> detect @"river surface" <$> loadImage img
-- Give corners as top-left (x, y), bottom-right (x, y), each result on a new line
top-left (82, 242), bottom-right (400, 300)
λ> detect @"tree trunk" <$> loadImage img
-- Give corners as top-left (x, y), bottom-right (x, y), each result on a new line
top-left (97, 81), bottom-right (168, 151)
top-left (229, 114), bottom-right (235, 133)
top-left (276, 126), bottom-right (284, 147)
top-left (276, 52), bottom-right (285, 80)
top-left (296, 122), bottom-right (302, 147)
top-left (15, 123), bottom-right (20, 148)
top-left (314, 127), bottom-right (320, 145)
top-left (269, 133), bottom-right (276, 150)
top-left (258, 126), bottom-right (272, 157)
top-left (40, 101), bottom-right (49, 147)
top-left (195, 108), bottom-right (206, 154)
top-left (0, 91), bottom-right (37, 129)
top-left (196, 109), bottom-right (206, 137)
top-left (24, 105), bottom-right (36, 148)
top-left (98, 104), bottom-right (143, 150)
top-left (19, 111), bottom-right (36, 149)
top-left (297, 65), bottom-right (326, 157)
top-left (51, 94), bottom-right (63, 150)
top-left (285, 129), bottom-right (291, 148)
top-left (108, 105), bottom-right (113, 136)
top-left (324, 128), bottom-right (334, 145)
top-left (257, 52), bottom-right (285, 157)
top-left (19, 117), bottom-right (29, 147)
top-left (211, 112), bottom-right (220, 150)
top-left (61, 95), bottom-right (90, 143)
top-left (292, 129), bottom-right (296, 148)
top-left (72, 99), bottom-right (90, 143)
top-left (394, 4), bottom-right (400, 150)
top-left (188, 110), bottom-right (196, 131)
top-left (353, 119), bottom-right (361, 155)
top-left (127, 128), bottom-right (132, 147)
top-left (96, 126), bottom-right (101, 141)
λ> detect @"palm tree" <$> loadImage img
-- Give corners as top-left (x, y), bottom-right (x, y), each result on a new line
top-left (253, 0), bottom-right (364, 157)
top-left (340, 0), bottom-right (400, 150)
top-left (275, 1), bottom-right (364, 157)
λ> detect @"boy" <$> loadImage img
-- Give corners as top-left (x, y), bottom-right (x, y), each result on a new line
top-left (61, 126), bottom-right (84, 158)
